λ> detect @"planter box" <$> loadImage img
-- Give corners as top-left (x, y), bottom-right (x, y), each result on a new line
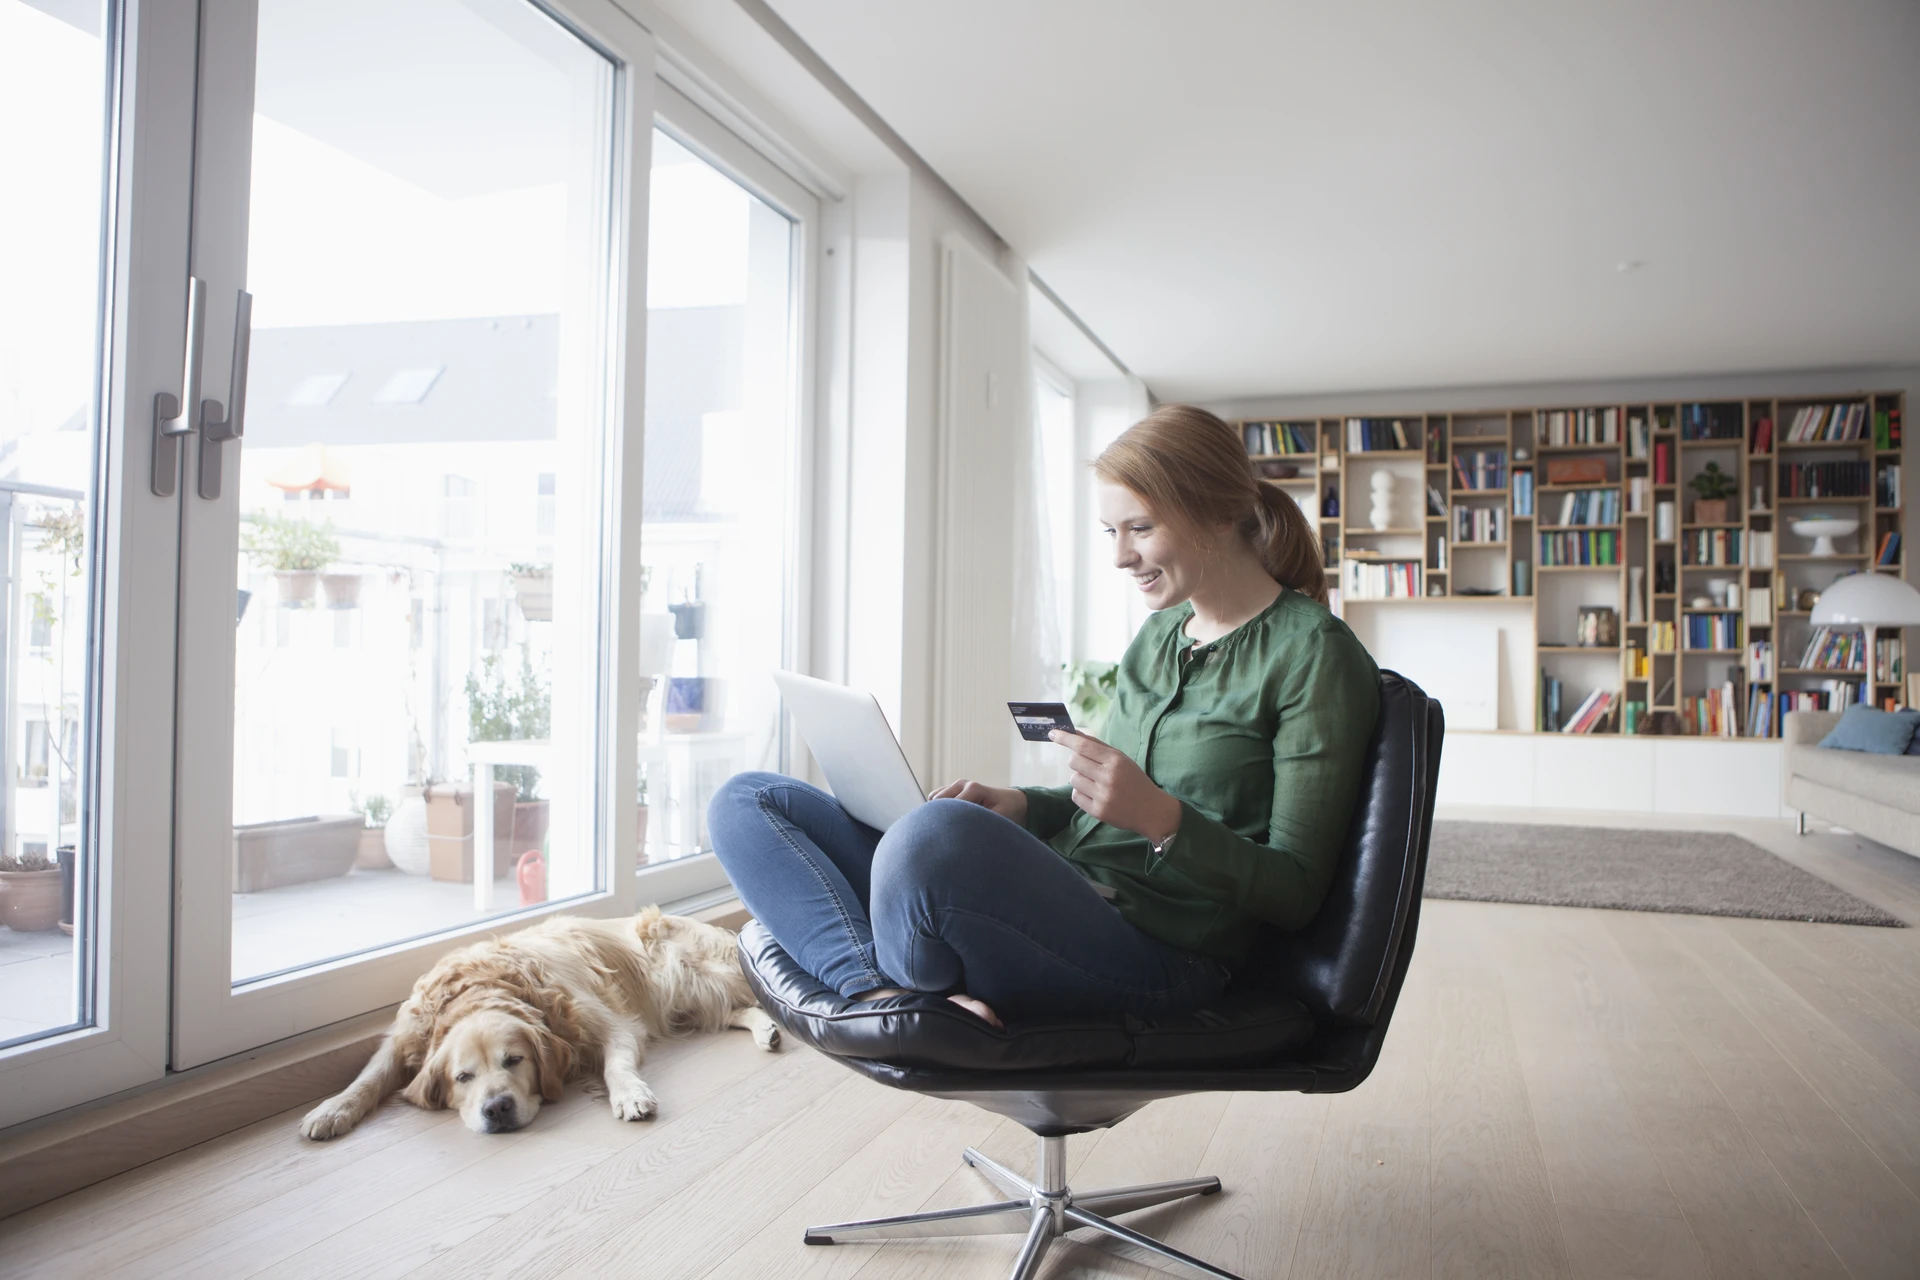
top-left (512, 800), bottom-right (550, 855)
top-left (425, 781), bottom-right (517, 883)
top-left (232, 815), bottom-right (360, 893)
top-left (512, 571), bottom-right (553, 622)
top-left (0, 868), bottom-right (63, 932)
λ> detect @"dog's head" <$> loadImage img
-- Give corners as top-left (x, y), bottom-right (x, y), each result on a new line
top-left (402, 1005), bottom-right (573, 1134)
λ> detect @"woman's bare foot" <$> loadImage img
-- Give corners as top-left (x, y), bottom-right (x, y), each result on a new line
top-left (947, 993), bottom-right (1004, 1029)
top-left (850, 986), bottom-right (910, 1001)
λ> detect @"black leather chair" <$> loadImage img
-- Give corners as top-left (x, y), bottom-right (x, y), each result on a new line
top-left (738, 671), bottom-right (1443, 1280)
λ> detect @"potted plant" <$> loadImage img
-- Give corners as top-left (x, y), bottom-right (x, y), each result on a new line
top-left (353, 793), bottom-right (393, 870)
top-left (0, 848), bottom-right (65, 932)
top-left (1062, 660), bottom-right (1119, 738)
top-left (1689, 461), bottom-right (1738, 525)
top-left (242, 512), bottom-right (340, 606)
top-left (447, 648), bottom-right (552, 880)
top-left (510, 563), bottom-right (553, 622)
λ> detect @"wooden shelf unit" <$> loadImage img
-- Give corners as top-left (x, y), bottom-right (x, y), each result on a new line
top-left (1235, 392), bottom-right (1906, 739)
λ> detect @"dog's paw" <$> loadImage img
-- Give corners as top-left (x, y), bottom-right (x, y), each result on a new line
top-left (299, 1098), bottom-right (361, 1141)
top-left (754, 1021), bottom-right (781, 1052)
top-left (609, 1083), bottom-right (659, 1122)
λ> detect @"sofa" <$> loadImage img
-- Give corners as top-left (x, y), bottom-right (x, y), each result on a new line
top-left (1783, 710), bottom-right (1920, 858)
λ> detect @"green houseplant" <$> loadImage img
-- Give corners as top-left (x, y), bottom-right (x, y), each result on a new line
top-left (1063, 660), bottom-right (1119, 739)
top-left (1688, 461), bottom-right (1738, 525)
top-left (241, 512), bottom-right (339, 606)
top-left (450, 649), bottom-right (553, 877)
top-left (352, 793), bottom-right (393, 870)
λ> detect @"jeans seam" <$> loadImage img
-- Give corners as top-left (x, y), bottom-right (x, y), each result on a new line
top-left (909, 904), bottom-right (1215, 1002)
top-left (754, 786), bottom-right (886, 993)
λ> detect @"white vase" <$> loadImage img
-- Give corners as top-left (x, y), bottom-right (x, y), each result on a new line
top-left (384, 795), bottom-right (431, 876)
top-left (1627, 567), bottom-right (1645, 623)
top-left (1369, 471), bottom-right (1395, 531)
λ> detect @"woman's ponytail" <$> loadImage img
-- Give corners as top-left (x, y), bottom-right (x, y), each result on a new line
top-left (1251, 480), bottom-right (1328, 606)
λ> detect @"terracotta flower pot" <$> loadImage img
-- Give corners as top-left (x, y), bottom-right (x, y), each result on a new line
top-left (1691, 498), bottom-right (1729, 525)
top-left (355, 826), bottom-right (392, 870)
top-left (322, 572), bottom-right (361, 609)
top-left (0, 868), bottom-right (65, 932)
top-left (276, 569), bottom-right (319, 605)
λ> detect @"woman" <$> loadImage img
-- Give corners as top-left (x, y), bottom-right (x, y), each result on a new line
top-left (708, 404), bottom-right (1379, 1027)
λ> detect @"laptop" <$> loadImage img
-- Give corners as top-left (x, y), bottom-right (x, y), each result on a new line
top-left (772, 671), bottom-right (926, 831)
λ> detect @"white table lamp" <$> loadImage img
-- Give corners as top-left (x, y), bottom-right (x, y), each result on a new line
top-left (1810, 573), bottom-right (1920, 702)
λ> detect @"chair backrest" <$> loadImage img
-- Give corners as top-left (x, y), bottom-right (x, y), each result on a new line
top-left (1242, 671), bottom-right (1442, 1025)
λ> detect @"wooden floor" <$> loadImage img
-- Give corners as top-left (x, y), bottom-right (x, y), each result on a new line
top-left (5, 811), bottom-right (1920, 1279)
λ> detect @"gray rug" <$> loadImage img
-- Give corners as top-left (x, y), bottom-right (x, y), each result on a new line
top-left (1425, 822), bottom-right (1906, 927)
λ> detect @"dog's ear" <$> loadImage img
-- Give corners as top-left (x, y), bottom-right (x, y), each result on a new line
top-left (401, 1052), bottom-right (449, 1110)
top-left (633, 904), bottom-right (664, 939)
top-left (530, 1023), bottom-right (574, 1102)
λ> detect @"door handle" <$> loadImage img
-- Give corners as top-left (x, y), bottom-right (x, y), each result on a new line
top-left (197, 289), bottom-right (252, 500)
top-left (151, 275), bottom-right (206, 497)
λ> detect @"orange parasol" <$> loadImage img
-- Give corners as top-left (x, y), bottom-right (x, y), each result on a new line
top-left (266, 444), bottom-right (353, 493)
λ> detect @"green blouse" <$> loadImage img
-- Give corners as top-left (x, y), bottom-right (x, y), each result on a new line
top-left (1020, 590), bottom-right (1380, 959)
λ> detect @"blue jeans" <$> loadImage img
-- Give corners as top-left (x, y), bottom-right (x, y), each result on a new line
top-left (707, 772), bottom-right (1228, 1021)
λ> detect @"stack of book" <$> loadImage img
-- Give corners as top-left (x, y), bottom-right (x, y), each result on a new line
top-left (1749, 530), bottom-right (1775, 568)
top-left (1745, 687), bottom-right (1774, 736)
top-left (1628, 414), bottom-right (1651, 459)
top-left (1877, 463), bottom-right (1903, 509)
top-left (1780, 460), bottom-right (1870, 498)
top-left (1621, 700), bottom-right (1648, 734)
top-left (1684, 613), bottom-right (1743, 651)
top-left (1681, 405), bottom-right (1741, 440)
top-left (1513, 470), bottom-right (1534, 516)
top-left (1648, 620), bottom-right (1677, 652)
top-left (1683, 683), bottom-right (1741, 737)
top-left (1798, 626), bottom-right (1864, 671)
top-left (1875, 636), bottom-right (1903, 684)
top-left (1681, 529), bottom-right (1742, 565)
top-left (1550, 488), bottom-right (1621, 525)
top-left (1653, 441), bottom-right (1673, 484)
top-left (1877, 531), bottom-right (1904, 566)
top-left (1452, 450), bottom-right (1507, 490)
top-left (1341, 554), bottom-right (1421, 599)
top-left (1539, 408), bottom-right (1620, 446)
top-left (1873, 405), bottom-right (1903, 449)
top-left (1784, 403), bottom-right (1867, 442)
top-left (1539, 529), bottom-right (1619, 565)
top-left (1750, 416), bottom-right (1774, 454)
top-left (1560, 688), bottom-right (1617, 734)
top-left (1746, 640), bottom-right (1773, 681)
top-left (1452, 507), bottom-right (1507, 542)
top-left (1242, 422), bottom-right (1316, 455)
top-left (1627, 475), bottom-right (1650, 513)
top-left (1747, 589), bottom-right (1774, 627)
top-left (1538, 670), bottom-right (1564, 731)
top-left (1345, 419), bottom-right (1416, 451)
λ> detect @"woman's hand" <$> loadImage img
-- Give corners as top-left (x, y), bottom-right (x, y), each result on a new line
top-left (1051, 730), bottom-right (1182, 844)
top-left (930, 779), bottom-right (1028, 826)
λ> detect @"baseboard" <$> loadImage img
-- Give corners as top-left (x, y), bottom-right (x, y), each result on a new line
top-left (0, 1005), bottom-right (394, 1221)
top-left (0, 896), bottom-right (751, 1220)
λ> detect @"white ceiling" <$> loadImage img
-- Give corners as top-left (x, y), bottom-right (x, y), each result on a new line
top-left (767, 0), bottom-right (1920, 401)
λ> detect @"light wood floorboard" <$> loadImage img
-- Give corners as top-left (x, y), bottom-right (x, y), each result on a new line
top-left (0, 814), bottom-right (1916, 1279)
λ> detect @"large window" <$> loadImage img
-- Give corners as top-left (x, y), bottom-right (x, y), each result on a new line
top-left (0, 0), bottom-right (108, 1048)
top-left (639, 126), bottom-right (799, 872)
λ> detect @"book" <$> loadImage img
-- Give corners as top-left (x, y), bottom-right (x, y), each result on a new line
top-left (1876, 531), bottom-right (1902, 565)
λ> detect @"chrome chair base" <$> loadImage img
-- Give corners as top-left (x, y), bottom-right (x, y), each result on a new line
top-left (802, 1135), bottom-right (1246, 1280)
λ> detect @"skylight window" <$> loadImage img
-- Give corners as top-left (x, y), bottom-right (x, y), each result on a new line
top-left (375, 366), bottom-right (444, 405)
top-left (284, 373), bottom-right (348, 407)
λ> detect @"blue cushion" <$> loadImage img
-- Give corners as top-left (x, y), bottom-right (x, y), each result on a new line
top-left (1818, 705), bottom-right (1920, 755)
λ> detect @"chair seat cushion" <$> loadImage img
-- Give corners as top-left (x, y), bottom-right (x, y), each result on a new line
top-left (738, 920), bottom-right (1314, 1073)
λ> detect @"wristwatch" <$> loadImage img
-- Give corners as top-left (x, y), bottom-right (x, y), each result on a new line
top-left (1148, 830), bottom-right (1177, 858)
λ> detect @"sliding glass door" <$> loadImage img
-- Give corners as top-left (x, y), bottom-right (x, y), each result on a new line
top-left (0, 0), bottom-right (193, 1123)
top-left (0, 0), bottom-right (815, 1113)
top-left (170, 0), bottom-right (657, 1069)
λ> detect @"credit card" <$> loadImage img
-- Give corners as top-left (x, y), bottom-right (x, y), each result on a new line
top-left (1008, 701), bottom-right (1076, 742)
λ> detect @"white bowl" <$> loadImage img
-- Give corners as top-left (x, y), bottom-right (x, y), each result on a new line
top-left (1790, 516), bottom-right (1858, 558)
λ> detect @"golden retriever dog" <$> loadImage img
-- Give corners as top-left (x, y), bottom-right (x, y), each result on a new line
top-left (300, 908), bottom-right (779, 1139)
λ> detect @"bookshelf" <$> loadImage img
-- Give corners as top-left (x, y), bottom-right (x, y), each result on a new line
top-left (1236, 391), bottom-right (1907, 739)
